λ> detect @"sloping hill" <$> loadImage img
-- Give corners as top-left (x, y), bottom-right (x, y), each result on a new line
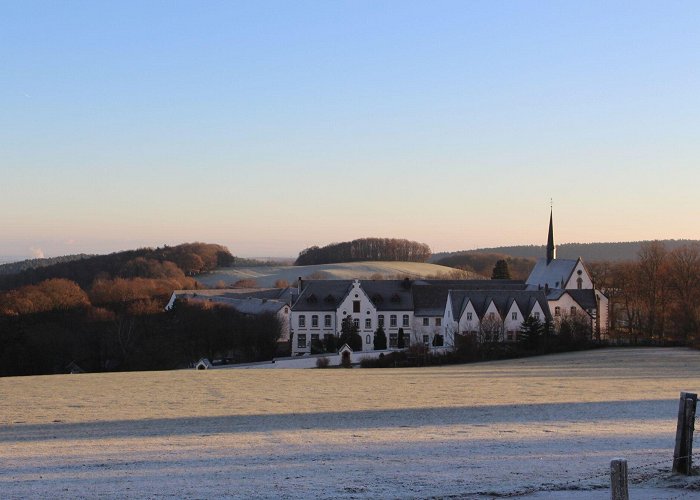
top-left (197, 261), bottom-right (484, 288)
top-left (431, 239), bottom-right (700, 263)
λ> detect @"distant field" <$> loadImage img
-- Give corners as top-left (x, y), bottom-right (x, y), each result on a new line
top-left (196, 260), bottom-right (483, 287)
top-left (2, 348), bottom-right (699, 498)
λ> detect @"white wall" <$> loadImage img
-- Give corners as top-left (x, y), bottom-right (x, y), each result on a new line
top-left (564, 259), bottom-right (594, 290)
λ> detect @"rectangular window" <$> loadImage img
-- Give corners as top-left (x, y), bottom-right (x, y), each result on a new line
top-left (511, 312), bottom-right (517, 320)
top-left (402, 314), bottom-right (409, 327)
top-left (423, 334), bottom-right (430, 345)
top-left (571, 306), bottom-right (577, 315)
top-left (311, 315), bottom-right (318, 328)
top-left (507, 331), bottom-right (514, 341)
top-left (466, 312), bottom-right (473, 321)
top-left (423, 318), bottom-right (429, 326)
top-left (297, 334), bottom-right (307, 348)
top-left (435, 318), bottom-right (441, 327)
top-left (365, 318), bottom-right (372, 330)
top-left (390, 315), bottom-right (397, 327)
top-left (353, 301), bottom-right (361, 313)
top-left (299, 315), bottom-right (306, 328)
top-left (534, 312), bottom-right (540, 320)
top-left (324, 314), bottom-right (332, 328)
top-left (353, 318), bottom-right (360, 329)
top-left (389, 333), bottom-right (398, 347)
top-left (378, 315), bottom-right (384, 327)
top-left (311, 333), bottom-right (319, 343)
top-left (555, 307), bottom-right (561, 316)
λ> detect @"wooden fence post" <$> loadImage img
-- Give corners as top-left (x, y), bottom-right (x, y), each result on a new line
top-left (673, 391), bottom-right (697, 475)
top-left (610, 458), bottom-right (629, 500)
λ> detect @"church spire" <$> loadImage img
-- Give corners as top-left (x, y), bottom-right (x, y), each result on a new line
top-left (546, 206), bottom-right (556, 264)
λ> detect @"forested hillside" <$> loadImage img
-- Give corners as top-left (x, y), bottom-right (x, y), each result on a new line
top-left (0, 242), bottom-right (283, 376)
top-left (0, 254), bottom-right (95, 276)
top-left (0, 243), bottom-right (234, 291)
top-left (295, 238), bottom-right (431, 266)
top-left (432, 239), bottom-right (700, 263)
top-left (435, 253), bottom-right (536, 280)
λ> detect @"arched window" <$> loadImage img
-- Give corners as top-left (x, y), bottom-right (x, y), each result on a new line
top-left (366, 335), bottom-right (371, 344)
top-left (577, 277), bottom-right (583, 289)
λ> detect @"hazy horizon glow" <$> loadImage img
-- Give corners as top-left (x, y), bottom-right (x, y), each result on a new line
top-left (3, 1), bottom-right (699, 260)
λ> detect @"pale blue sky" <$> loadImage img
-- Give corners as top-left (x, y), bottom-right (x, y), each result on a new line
top-left (2, 1), bottom-right (699, 259)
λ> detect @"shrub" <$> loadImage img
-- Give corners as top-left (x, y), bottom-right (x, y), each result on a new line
top-left (316, 357), bottom-right (330, 368)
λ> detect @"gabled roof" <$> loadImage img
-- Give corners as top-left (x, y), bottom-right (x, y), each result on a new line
top-left (413, 281), bottom-right (527, 316)
top-left (450, 290), bottom-right (552, 321)
top-left (526, 257), bottom-right (580, 289)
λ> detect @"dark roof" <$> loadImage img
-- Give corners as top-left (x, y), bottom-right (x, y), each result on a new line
top-left (293, 280), bottom-right (353, 311)
top-left (412, 281), bottom-right (527, 316)
top-left (449, 290), bottom-right (552, 321)
top-left (567, 289), bottom-right (599, 311)
top-left (362, 281), bottom-right (414, 311)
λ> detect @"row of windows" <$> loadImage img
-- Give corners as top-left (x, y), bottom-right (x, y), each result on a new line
top-left (296, 332), bottom-right (413, 349)
top-left (298, 314), bottom-right (333, 328)
top-left (421, 317), bottom-right (442, 327)
top-left (378, 314), bottom-right (410, 328)
top-left (298, 314), bottom-right (411, 329)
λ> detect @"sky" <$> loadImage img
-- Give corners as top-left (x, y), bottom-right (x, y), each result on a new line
top-left (2, 1), bottom-right (699, 260)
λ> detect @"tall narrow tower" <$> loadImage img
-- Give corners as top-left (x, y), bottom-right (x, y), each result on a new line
top-left (546, 208), bottom-right (556, 264)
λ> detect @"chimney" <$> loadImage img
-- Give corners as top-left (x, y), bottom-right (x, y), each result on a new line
top-left (297, 276), bottom-right (303, 294)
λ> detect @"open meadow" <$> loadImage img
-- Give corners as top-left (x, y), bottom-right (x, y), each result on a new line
top-left (196, 261), bottom-right (480, 288)
top-left (2, 348), bottom-right (700, 499)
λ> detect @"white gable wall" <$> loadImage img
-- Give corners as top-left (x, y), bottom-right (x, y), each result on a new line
top-left (564, 259), bottom-right (594, 290)
top-left (481, 301), bottom-right (503, 341)
top-left (503, 302), bottom-right (523, 342)
top-left (458, 301), bottom-right (480, 334)
top-left (336, 280), bottom-right (377, 351)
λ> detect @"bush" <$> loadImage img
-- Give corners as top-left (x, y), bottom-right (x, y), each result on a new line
top-left (316, 356), bottom-right (330, 368)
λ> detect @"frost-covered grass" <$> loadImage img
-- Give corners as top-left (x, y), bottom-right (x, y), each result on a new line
top-left (197, 261), bottom-right (480, 287)
top-left (2, 348), bottom-right (700, 498)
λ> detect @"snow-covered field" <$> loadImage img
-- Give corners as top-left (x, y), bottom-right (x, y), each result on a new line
top-left (196, 261), bottom-right (481, 288)
top-left (2, 348), bottom-right (700, 499)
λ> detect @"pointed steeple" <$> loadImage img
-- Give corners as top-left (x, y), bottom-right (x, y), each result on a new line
top-left (546, 207), bottom-right (556, 264)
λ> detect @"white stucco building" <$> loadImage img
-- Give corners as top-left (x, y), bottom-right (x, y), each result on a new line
top-left (287, 210), bottom-right (609, 355)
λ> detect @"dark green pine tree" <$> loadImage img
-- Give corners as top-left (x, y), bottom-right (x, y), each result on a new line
top-left (491, 259), bottom-right (512, 279)
top-left (373, 325), bottom-right (387, 350)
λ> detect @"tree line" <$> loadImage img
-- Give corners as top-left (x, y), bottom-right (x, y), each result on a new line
top-left (295, 238), bottom-right (432, 266)
top-left (432, 239), bottom-right (700, 263)
top-left (589, 241), bottom-right (700, 343)
top-left (436, 252), bottom-right (535, 280)
top-left (0, 242), bottom-right (234, 291)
